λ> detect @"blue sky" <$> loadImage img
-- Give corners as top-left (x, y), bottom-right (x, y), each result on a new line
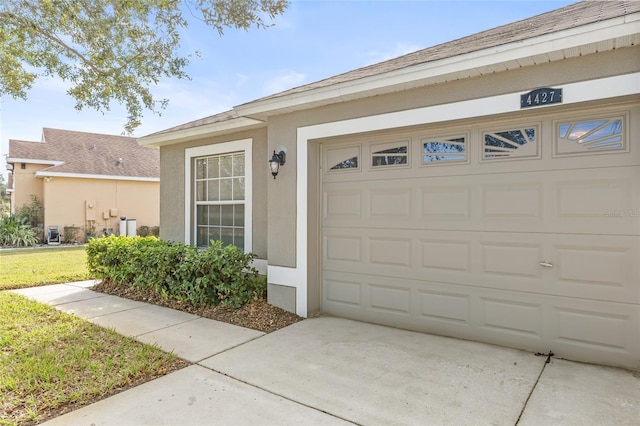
top-left (0, 0), bottom-right (575, 178)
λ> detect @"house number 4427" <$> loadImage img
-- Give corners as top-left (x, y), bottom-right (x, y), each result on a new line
top-left (520, 87), bottom-right (562, 109)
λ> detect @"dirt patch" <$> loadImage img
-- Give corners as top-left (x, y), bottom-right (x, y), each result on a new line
top-left (91, 280), bottom-right (304, 333)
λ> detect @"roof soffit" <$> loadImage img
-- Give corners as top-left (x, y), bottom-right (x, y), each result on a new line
top-left (138, 116), bottom-right (264, 147)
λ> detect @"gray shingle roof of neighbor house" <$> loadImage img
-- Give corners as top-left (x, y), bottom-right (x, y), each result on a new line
top-left (8, 128), bottom-right (159, 179)
top-left (139, 0), bottom-right (640, 143)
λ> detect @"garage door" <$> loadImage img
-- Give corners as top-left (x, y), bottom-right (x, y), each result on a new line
top-left (320, 108), bottom-right (639, 369)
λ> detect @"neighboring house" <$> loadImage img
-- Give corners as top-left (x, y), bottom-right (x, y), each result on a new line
top-left (7, 128), bottom-right (159, 242)
top-left (138, 1), bottom-right (640, 370)
top-left (4, 173), bottom-right (14, 216)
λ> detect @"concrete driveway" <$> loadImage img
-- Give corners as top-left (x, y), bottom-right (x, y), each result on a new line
top-left (203, 317), bottom-right (640, 426)
top-left (10, 283), bottom-right (640, 425)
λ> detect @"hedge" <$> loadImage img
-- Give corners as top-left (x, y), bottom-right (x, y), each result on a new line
top-left (85, 236), bottom-right (265, 308)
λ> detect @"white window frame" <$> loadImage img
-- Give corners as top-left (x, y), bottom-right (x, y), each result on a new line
top-left (184, 139), bottom-right (253, 252)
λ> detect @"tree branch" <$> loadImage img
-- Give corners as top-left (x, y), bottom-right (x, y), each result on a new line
top-left (7, 3), bottom-right (105, 77)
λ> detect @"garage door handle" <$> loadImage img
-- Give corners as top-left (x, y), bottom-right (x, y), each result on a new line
top-left (540, 261), bottom-right (554, 268)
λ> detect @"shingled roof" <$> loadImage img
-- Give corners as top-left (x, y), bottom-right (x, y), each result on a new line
top-left (9, 128), bottom-right (159, 179)
top-left (140, 0), bottom-right (640, 145)
top-left (246, 0), bottom-right (640, 104)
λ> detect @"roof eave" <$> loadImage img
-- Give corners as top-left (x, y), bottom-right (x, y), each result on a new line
top-left (34, 171), bottom-right (160, 182)
top-left (235, 12), bottom-right (640, 118)
top-left (6, 157), bottom-right (65, 167)
top-left (138, 116), bottom-right (265, 148)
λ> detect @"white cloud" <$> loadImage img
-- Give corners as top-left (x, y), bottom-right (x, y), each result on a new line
top-left (32, 75), bottom-right (73, 94)
top-left (154, 79), bottom-right (231, 111)
top-left (127, 76), bottom-right (241, 136)
top-left (235, 73), bottom-right (249, 86)
top-left (263, 71), bottom-right (307, 95)
top-left (363, 42), bottom-right (424, 65)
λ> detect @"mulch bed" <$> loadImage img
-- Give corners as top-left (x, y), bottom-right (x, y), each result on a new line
top-left (91, 280), bottom-right (304, 333)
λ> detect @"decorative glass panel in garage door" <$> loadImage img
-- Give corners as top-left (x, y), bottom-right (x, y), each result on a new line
top-left (327, 145), bottom-right (360, 172)
top-left (555, 115), bottom-right (626, 155)
top-left (371, 141), bottom-right (409, 168)
top-left (482, 125), bottom-right (539, 160)
top-left (422, 135), bottom-right (466, 164)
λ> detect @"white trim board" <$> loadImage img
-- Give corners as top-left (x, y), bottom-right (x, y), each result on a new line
top-left (35, 172), bottom-right (159, 182)
top-left (139, 117), bottom-right (264, 147)
top-left (7, 158), bottom-right (64, 166)
top-left (279, 73), bottom-right (640, 317)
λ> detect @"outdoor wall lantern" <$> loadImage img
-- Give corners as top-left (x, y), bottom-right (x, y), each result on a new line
top-left (269, 149), bottom-right (286, 179)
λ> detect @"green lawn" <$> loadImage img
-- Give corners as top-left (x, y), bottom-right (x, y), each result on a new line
top-left (0, 246), bottom-right (93, 290)
top-left (0, 292), bottom-right (188, 425)
top-left (0, 246), bottom-right (189, 425)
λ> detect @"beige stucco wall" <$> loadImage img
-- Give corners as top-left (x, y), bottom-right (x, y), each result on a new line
top-left (12, 163), bottom-right (45, 215)
top-left (159, 127), bottom-right (268, 259)
top-left (42, 177), bottom-right (158, 241)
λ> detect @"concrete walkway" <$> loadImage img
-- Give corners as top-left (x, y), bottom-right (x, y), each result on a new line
top-left (9, 282), bottom-right (640, 425)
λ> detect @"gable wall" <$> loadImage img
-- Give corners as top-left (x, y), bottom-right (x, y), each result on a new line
top-left (43, 177), bottom-right (159, 241)
top-left (12, 163), bottom-right (45, 213)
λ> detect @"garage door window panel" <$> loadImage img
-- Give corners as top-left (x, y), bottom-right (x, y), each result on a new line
top-left (422, 136), bottom-right (467, 165)
top-left (482, 125), bottom-right (539, 160)
top-left (371, 141), bottom-right (409, 168)
top-left (327, 145), bottom-right (361, 172)
top-left (555, 115), bottom-right (626, 156)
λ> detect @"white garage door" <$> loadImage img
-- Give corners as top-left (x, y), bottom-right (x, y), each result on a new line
top-left (321, 107), bottom-right (639, 369)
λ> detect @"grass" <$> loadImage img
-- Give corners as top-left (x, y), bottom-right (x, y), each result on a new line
top-left (0, 246), bottom-right (189, 424)
top-left (0, 292), bottom-right (188, 425)
top-left (0, 246), bottom-right (93, 290)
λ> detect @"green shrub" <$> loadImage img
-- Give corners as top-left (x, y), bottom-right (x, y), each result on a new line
top-left (13, 196), bottom-right (45, 243)
top-left (137, 225), bottom-right (150, 237)
top-left (0, 215), bottom-right (38, 247)
top-left (63, 226), bottom-right (82, 243)
top-left (86, 236), bottom-right (264, 308)
top-left (15, 195), bottom-right (43, 228)
top-left (137, 225), bottom-right (160, 238)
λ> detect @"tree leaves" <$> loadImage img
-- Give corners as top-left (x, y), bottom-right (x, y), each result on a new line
top-left (0, 0), bottom-right (288, 133)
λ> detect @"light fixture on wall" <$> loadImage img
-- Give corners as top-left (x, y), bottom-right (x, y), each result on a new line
top-left (44, 177), bottom-right (53, 182)
top-left (269, 150), bottom-right (286, 179)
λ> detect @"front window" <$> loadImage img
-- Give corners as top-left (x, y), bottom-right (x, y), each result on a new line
top-left (194, 152), bottom-right (245, 250)
top-left (185, 139), bottom-right (252, 251)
